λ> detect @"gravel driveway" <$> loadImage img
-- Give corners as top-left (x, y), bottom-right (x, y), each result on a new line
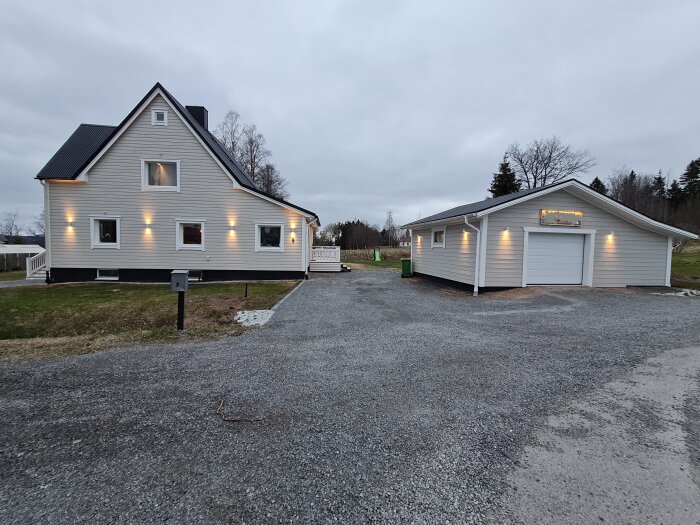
top-left (1, 270), bottom-right (699, 523)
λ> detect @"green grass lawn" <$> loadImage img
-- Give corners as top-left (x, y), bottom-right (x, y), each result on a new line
top-left (0, 271), bottom-right (26, 282)
top-left (0, 280), bottom-right (298, 362)
top-left (671, 252), bottom-right (700, 289)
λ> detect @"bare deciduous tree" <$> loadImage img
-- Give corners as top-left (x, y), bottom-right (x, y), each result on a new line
top-left (506, 136), bottom-right (596, 189)
top-left (213, 110), bottom-right (243, 159)
top-left (1, 211), bottom-right (23, 239)
top-left (382, 211), bottom-right (399, 246)
top-left (239, 124), bottom-right (271, 184)
top-left (257, 163), bottom-right (289, 200)
top-left (214, 111), bottom-right (292, 200)
top-left (27, 208), bottom-right (45, 236)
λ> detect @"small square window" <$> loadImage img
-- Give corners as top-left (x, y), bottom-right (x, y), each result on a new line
top-left (151, 109), bottom-right (168, 126)
top-left (91, 217), bottom-right (120, 249)
top-left (96, 269), bottom-right (119, 281)
top-left (255, 224), bottom-right (284, 252)
top-left (431, 227), bottom-right (446, 248)
top-left (176, 220), bottom-right (205, 251)
top-left (142, 160), bottom-right (180, 191)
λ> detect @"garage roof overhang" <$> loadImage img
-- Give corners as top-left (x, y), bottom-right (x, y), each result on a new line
top-left (403, 179), bottom-right (698, 240)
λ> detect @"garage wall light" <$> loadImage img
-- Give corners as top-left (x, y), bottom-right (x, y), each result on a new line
top-left (503, 226), bottom-right (510, 232)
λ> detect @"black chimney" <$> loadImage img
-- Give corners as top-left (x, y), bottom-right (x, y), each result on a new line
top-left (186, 106), bottom-right (208, 129)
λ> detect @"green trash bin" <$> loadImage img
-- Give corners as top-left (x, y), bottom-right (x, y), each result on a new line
top-left (401, 258), bottom-right (412, 278)
top-left (374, 248), bottom-right (381, 262)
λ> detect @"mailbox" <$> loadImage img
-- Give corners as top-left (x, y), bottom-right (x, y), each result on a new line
top-left (170, 270), bottom-right (189, 292)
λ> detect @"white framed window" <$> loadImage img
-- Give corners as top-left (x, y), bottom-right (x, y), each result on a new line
top-left (151, 109), bottom-right (168, 126)
top-left (90, 216), bottom-right (121, 249)
top-left (141, 160), bottom-right (180, 192)
top-left (431, 226), bottom-right (446, 248)
top-left (176, 220), bottom-right (206, 251)
top-left (255, 224), bottom-right (284, 252)
top-left (96, 269), bottom-right (119, 281)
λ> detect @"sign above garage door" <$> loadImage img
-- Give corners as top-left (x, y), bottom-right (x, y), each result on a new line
top-left (540, 209), bottom-right (583, 227)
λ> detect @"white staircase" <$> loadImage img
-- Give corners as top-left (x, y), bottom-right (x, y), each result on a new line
top-left (26, 251), bottom-right (47, 280)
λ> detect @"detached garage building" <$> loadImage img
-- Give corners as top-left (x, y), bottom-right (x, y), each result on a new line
top-left (402, 179), bottom-right (697, 293)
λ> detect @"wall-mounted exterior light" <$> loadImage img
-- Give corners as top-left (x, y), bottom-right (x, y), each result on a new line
top-left (503, 226), bottom-right (510, 232)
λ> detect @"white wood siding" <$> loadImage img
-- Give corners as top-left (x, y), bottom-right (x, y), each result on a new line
top-left (47, 95), bottom-right (304, 271)
top-left (485, 189), bottom-right (668, 287)
top-left (412, 222), bottom-right (479, 285)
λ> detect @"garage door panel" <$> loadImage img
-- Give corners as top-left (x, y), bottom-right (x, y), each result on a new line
top-left (527, 233), bottom-right (584, 285)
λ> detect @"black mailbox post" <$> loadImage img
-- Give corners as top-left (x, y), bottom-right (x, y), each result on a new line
top-left (171, 270), bottom-right (189, 331)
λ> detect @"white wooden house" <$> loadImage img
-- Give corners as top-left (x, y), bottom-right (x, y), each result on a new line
top-left (32, 83), bottom-right (319, 283)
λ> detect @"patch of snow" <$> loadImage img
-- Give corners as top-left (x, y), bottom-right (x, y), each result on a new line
top-left (652, 289), bottom-right (700, 297)
top-left (234, 310), bottom-right (274, 326)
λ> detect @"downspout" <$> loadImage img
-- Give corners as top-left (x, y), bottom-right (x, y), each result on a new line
top-left (305, 216), bottom-right (319, 279)
top-left (464, 215), bottom-right (480, 296)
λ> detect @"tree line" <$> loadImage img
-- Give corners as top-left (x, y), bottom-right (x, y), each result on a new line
top-left (0, 209), bottom-right (45, 241)
top-left (488, 135), bottom-right (699, 232)
top-left (315, 211), bottom-right (403, 249)
top-left (213, 111), bottom-right (290, 200)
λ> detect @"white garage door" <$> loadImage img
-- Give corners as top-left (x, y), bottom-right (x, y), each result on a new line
top-left (527, 233), bottom-right (584, 285)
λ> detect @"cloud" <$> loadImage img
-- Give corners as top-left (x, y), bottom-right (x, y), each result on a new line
top-left (1, 0), bottom-right (699, 229)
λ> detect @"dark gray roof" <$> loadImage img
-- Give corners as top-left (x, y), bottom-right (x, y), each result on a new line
top-left (34, 82), bottom-right (318, 222)
top-left (36, 124), bottom-right (115, 180)
top-left (403, 180), bottom-right (574, 227)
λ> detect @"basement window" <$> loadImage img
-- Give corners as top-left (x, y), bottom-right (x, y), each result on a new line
top-left (151, 109), bottom-right (168, 126)
top-left (431, 227), bottom-right (446, 248)
top-left (96, 269), bottom-right (119, 281)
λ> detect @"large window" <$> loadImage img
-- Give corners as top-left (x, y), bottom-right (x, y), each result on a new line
top-left (176, 220), bottom-right (205, 251)
top-left (142, 160), bottom-right (180, 191)
top-left (431, 227), bottom-right (446, 248)
top-left (91, 216), bottom-right (120, 249)
top-left (255, 224), bottom-right (284, 252)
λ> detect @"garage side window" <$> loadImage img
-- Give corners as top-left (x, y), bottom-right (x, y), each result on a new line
top-left (431, 227), bottom-right (446, 248)
top-left (255, 224), bottom-right (284, 252)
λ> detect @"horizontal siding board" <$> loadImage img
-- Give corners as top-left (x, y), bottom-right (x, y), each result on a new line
top-left (48, 95), bottom-right (304, 272)
top-left (484, 189), bottom-right (668, 287)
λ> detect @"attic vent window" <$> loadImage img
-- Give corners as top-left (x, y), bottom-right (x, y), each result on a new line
top-left (151, 109), bottom-right (168, 126)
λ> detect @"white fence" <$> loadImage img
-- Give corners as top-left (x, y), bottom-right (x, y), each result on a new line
top-left (311, 246), bottom-right (340, 263)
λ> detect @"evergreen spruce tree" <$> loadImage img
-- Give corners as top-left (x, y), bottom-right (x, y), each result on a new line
top-left (589, 176), bottom-right (608, 195)
top-left (488, 155), bottom-right (522, 197)
top-left (680, 158), bottom-right (700, 198)
top-left (667, 180), bottom-right (684, 209)
top-left (651, 173), bottom-right (666, 199)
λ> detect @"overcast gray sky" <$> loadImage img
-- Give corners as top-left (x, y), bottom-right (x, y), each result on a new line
top-left (2, 1), bottom-right (699, 229)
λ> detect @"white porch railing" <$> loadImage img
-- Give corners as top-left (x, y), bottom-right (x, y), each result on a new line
top-left (311, 246), bottom-right (340, 262)
top-left (26, 251), bottom-right (46, 278)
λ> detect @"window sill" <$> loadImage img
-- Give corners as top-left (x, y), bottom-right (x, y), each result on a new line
top-left (91, 244), bottom-right (120, 250)
top-left (143, 186), bottom-right (180, 192)
top-left (176, 245), bottom-right (204, 251)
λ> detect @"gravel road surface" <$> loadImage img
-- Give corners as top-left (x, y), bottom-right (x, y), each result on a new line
top-left (1, 270), bottom-right (699, 523)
